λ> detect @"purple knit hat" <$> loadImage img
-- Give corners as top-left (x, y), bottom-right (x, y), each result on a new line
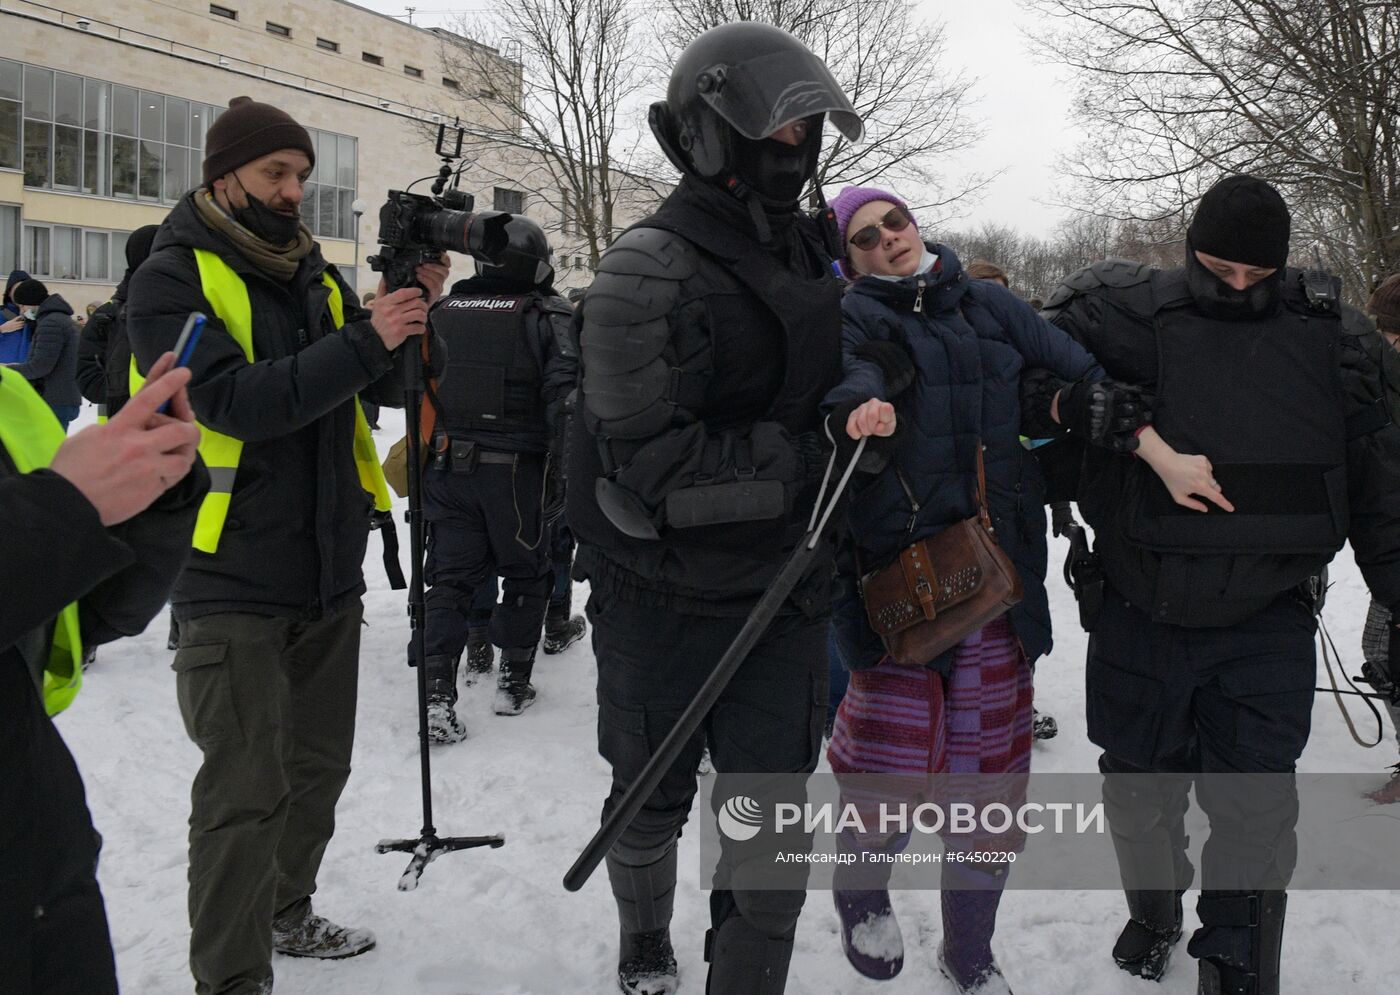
top-left (829, 186), bottom-right (914, 247)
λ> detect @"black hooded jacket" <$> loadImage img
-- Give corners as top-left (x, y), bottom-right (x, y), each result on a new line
top-left (76, 227), bottom-right (159, 417)
top-left (12, 294), bottom-right (81, 409)
top-left (126, 191), bottom-right (418, 621)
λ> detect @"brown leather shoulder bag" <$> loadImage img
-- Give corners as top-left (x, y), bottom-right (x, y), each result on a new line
top-left (859, 443), bottom-right (1023, 666)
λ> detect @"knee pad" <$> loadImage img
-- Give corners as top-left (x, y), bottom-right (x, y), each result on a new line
top-left (729, 887), bottom-right (807, 939)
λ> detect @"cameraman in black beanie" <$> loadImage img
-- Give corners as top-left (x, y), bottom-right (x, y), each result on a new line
top-left (126, 96), bottom-right (449, 995)
top-left (1027, 174), bottom-right (1400, 995)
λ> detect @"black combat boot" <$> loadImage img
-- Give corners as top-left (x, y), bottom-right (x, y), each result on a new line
top-left (493, 647), bottom-right (537, 715)
top-left (542, 591), bottom-right (587, 655)
top-left (462, 626), bottom-right (494, 686)
top-left (424, 653), bottom-right (467, 743)
top-left (1114, 889), bottom-right (1184, 980)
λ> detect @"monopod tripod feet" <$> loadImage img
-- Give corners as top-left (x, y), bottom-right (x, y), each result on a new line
top-left (375, 833), bottom-right (506, 891)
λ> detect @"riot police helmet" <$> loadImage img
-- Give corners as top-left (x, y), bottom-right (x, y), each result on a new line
top-left (651, 22), bottom-right (862, 205)
top-left (477, 215), bottom-right (554, 288)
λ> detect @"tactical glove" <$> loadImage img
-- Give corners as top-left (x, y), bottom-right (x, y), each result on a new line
top-left (1057, 378), bottom-right (1155, 453)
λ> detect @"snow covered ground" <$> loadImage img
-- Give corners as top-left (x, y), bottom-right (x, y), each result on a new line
top-left (60, 407), bottom-right (1400, 993)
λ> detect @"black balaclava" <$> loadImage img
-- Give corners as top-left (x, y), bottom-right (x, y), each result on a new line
top-left (1185, 237), bottom-right (1285, 319)
top-left (732, 122), bottom-right (820, 206)
top-left (1184, 175), bottom-right (1291, 319)
top-left (725, 116), bottom-right (823, 253)
top-left (232, 191), bottom-right (301, 246)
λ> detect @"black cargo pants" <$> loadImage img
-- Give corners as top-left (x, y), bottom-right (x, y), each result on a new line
top-left (420, 455), bottom-right (551, 666)
top-left (589, 591), bottom-right (827, 980)
top-left (1087, 590), bottom-right (1316, 978)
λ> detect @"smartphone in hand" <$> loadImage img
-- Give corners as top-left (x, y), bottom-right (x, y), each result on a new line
top-left (157, 312), bottom-right (206, 415)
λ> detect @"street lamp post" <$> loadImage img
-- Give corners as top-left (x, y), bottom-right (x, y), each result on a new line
top-left (352, 198), bottom-right (367, 294)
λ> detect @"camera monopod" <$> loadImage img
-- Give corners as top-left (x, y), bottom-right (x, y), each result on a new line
top-left (370, 121), bottom-right (509, 889)
top-left (371, 326), bottom-right (504, 889)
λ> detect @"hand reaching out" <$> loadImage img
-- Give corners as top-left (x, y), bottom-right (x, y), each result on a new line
top-left (1134, 428), bottom-right (1235, 513)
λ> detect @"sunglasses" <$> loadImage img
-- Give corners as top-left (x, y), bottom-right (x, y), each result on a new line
top-left (848, 206), bottom-right (914, 251)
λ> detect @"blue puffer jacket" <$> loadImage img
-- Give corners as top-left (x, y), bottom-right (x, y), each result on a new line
top-left (825, 245), bottom-right (1103, 673)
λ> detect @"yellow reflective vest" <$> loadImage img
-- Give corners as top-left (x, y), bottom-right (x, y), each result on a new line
top-left (0, 368), bottom-right (84, 715)
top-left (132, 249), bottom-right (393, 554)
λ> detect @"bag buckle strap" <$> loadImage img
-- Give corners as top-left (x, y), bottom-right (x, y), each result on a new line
top-left (901, 542), bottom-right (939, 620)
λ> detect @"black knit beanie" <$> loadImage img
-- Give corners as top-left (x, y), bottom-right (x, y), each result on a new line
top-left (201, 96), bottom-right (315, 185)
top-left (1368, 272), bottom-right (1400, 333)
top-left (11, 279), bottom-right (49, 307)
top-left (1187, 175), bottom-right (1291, 269)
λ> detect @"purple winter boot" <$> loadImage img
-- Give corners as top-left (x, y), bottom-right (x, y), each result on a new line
top-left (833, 888), bottom-right (903, 980)
top-left (938, 861), bottom-right (1014, 994)
top-left (832, 830), bottom-right (906, 980)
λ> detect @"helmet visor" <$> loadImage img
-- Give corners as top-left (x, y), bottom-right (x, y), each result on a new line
top-left (696, 49), bottom-right (863, 143)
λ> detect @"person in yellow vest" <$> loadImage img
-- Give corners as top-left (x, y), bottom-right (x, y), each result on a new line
top-left (126, 96), bottom-right (448, 995)
top-left (1, 354), bottom-right (205, 994)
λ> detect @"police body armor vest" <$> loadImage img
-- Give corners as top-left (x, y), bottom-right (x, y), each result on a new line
top-left (0, 368), bottom-right (84, 714)
top-left (431, 293), bottom-right (545, 440)
top-left (1121, 268), bottom-right (1349, 556)
top-left (639, 203), bottom-right (842, 439)
top-left (132, 249), bottom-right (393, 554)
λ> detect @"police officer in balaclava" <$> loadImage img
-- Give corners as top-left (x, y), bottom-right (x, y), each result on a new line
top-left (1029, 175), bottom-right (1400, 995)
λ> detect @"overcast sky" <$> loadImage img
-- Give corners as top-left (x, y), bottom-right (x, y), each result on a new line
top-left (355, 0), bottom-right (1080, 238)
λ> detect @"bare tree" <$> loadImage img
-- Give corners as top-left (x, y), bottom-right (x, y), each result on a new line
top-left (660, 0), bottom-right (989, 217)
top-left (1028, 0), bottom-right (1400, 301)
top-left (939, 212), bottom-right (1188, 299)
top-left (438, 0), bottom-right (664, 269)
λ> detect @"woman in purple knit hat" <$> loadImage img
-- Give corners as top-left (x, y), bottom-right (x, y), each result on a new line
top-left (819, 185), bottom-right (1223, 992)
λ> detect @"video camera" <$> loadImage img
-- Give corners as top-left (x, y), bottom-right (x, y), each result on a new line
top-left (368, 121), bottom-right (512, 293)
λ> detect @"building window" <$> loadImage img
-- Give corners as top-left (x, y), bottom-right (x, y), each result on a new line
top-left (316, 38), bottom-right (339, 52)
top-left (209, 4), bottom-right (237, 19)
top-left (362, 52), bottom-right (383, 66)
top-left (265, 22), bottom-right (291, 38)
top-left (0, 58), bottom-right (350, 212)
top-left (302, 128), bottom-right (358, 240)
top-left (21, 222), bottom-right (126, 281)
top-left (493, 187), bottom-right (523, 213)
top-left (0, 61), bottom-right (18, 170)
top-left (83, 230), bottom-right (109, 281)
top-left (0, 205), bottom-right (18, 274)
top-left (442, 77), bottom-right (459, 90)
top-left (22, 223), bottom-right (128, 282)
top-left (404, 65), bottom-right (423, 79)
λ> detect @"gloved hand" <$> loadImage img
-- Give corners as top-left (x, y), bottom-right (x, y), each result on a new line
top-left (853, 340), bottom-right (916, 398)
top-left (1020, 368), bottom-right (1069, 439)
top-left (824, 396), bottom-right (901, 470)
top-left (1386, 621), bottom-right (1400, 703)
top-left (1057, 378), bottom-right (1155, 453)
top-left (1360, 661), bottom-right (1400, 706)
